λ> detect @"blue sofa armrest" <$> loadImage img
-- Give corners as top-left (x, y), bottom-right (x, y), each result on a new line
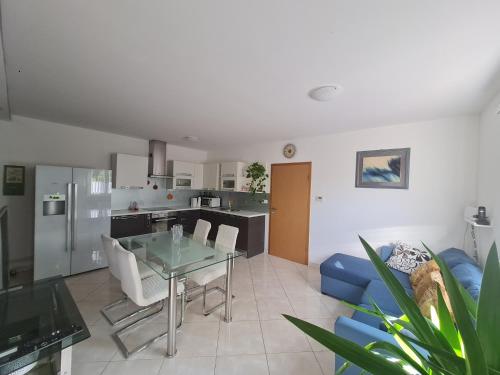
top-left (334, 316), bottom-right (397, 374)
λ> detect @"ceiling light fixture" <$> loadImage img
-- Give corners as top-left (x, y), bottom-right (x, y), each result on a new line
top-left (183, 135), bottom-right (199, 142)
top-left (308, 85), bottom-right (343, 102)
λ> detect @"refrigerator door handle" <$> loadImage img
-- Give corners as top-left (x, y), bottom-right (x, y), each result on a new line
top-left (66, 183), bottom-right (72, 252)
top-left (72, 183), bottom-right (78, 251)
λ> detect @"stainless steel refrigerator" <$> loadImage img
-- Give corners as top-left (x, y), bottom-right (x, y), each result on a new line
top-left (34, 165), bottom-right (111, 281)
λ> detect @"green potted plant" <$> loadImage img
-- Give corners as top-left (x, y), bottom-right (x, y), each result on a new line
top-left (284, 238), bottom-right (500, 375)
top-left (246, 162), bottom-right (269, 195)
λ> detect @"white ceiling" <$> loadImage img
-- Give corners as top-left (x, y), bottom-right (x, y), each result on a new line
top-left (2, 0), bottom-right (500, 150)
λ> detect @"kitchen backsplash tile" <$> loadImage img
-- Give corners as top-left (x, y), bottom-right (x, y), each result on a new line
top-left (112, 183), bottom-right (269, 212)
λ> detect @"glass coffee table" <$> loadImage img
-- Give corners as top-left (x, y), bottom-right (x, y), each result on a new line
top-left (118, 232), bottom-right (243, 357)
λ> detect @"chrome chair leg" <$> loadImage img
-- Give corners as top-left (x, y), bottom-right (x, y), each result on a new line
top-left (112, 291), bottom-right (187, 358)
top-left (185, 280), bottom-right (204, 302)
top-left (201, 285), bottom-right (235, 316)
top-left (100, 294), bottom-right (162, 326)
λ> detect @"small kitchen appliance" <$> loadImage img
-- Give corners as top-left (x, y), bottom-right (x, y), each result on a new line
top-left (190, 196), bottom-right (201, 208)
top-left (201, 197), bottom-right (220, 208)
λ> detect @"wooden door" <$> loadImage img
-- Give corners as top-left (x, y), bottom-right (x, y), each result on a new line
top-left (269, 162), bottom-right (311, 264)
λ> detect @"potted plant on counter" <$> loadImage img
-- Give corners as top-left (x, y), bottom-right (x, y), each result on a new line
top-left (246, 162), bottom-right (269, 195)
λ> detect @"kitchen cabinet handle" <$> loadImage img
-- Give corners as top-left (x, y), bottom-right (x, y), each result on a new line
top-left (113, 215), bottom-right (138, 220)
top-left (154, 218), bottom-right (177, 222)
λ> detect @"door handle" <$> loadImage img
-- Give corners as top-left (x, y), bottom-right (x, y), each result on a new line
top-left (72, 183), bottom-right (78, 251)
top-left (270, 207), bottom-right (278, 214)
top-left (66, 183), bottom-right (72, 252)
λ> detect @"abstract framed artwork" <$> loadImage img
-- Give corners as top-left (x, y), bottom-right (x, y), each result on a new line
top-left (355, 148), bottom-right (410, 189)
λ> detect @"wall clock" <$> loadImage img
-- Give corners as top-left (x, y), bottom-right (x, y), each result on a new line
top-left (283, 143), bottom-right (296, 159)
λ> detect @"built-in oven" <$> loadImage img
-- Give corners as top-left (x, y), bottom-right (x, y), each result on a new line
top-left (151, 211), bottom-right (178, 232)
top-left (221, 178), bottom-right (236, 191)
top-left (174, 177), bottom-right (193, 189)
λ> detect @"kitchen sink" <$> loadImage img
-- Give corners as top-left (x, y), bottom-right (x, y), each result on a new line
top-left (218, 207), bottom-right (241, 212)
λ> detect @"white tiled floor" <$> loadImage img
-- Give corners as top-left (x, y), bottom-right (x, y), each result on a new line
top-left (67, 253), bottom-right (352, 375)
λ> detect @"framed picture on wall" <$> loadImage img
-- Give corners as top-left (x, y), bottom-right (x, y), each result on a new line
top-left (355, 148), bottom-right (410, 189)
top-left (3, 165), bottom-right (25, 195)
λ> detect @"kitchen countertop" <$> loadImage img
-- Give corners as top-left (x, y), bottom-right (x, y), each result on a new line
top-left (111, 206), bottom-right (268, 218)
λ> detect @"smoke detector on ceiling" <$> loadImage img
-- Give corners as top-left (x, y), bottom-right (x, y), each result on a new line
top-left (308, 85), bottom-right (343, 102)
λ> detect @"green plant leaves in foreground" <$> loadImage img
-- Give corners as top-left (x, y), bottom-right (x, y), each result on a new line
top-left (283, 315), bottom-right (406, 374)
top-left (477, 243), bottom-right (500, 372)
top-left (284, 239), bottom-right (499, 375)
top-left (424, 243), bottom-right (488, 375)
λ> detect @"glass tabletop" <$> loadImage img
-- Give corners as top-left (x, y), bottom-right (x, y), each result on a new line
top-left (118, 232), bottom-right (244, 280)
top-left (0, 277), bottom-right (90, 375)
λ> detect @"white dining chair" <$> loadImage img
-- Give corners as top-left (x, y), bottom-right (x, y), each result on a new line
top-left (192, 219), bottom-right (211, 245)
top-left (100, 234), bottom-right (157, 326)
top-left (188, 224), bottom-right (238, 316)
top-left (112, 242), bottom-right (186, 357)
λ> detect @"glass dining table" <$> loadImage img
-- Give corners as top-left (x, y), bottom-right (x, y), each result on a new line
top-left (118, 231), bottom-right (243, 357)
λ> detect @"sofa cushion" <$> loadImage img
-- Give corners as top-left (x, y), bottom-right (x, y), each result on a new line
top-left (438, 248), bottom-right (477, 269)
top-left (379, 245), bottom-right (395, 262)
top-left (410, 260), bottom-right (440, 288)
top-left (321, 275), bottom-right (366, 305)
top-left (320, 253), bottom-right (412, 290)
top-left (451, 263), bottom-right (482, 300)
top-left (351, 303), bottom-right (383, 328)
top-left (321, 253), bottom-right (380, 287)
top-left (360, 279), bottom-right (411, 316)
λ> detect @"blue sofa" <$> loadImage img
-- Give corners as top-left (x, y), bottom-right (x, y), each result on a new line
top-left (320, 246), bottom-right (483, 374)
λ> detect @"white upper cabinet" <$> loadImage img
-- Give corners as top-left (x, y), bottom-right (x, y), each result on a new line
top-left (220, 162), bottom-right (247, 178)
top-left (203, 163), bottom-right (220, 190)
top-left (111, 153), bottom-right (148, 188)
top-left (167, 160), bottom-right (195, 177)
top-left (193, 163), bottom-right (204, 189)
top-left (167, 160), bottom-right (203, 190)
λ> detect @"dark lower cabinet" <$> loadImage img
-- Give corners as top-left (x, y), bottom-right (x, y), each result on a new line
top-left (200, 210), bottom-right (265, 258)
top-left (111, 214), bottom-right (152, 238)
top-left (111, 209), bottom-right (265, 258)
top-left (244, 215), bottom-right (265, 258)
top-left (178, 210), bottom-right (201, 234)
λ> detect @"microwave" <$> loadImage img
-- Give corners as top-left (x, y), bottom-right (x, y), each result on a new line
top-left (221, 178), bottom-right (236, 191)
top-left (174, 176), bottom-right (192, 189)
top-left (201, 197), bottom-right (221, 207)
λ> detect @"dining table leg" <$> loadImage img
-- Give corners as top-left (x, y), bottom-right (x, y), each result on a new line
top-left (224, 254), bottom-right (234, 323)
top-left (166, 273), bottom-right (177, 357)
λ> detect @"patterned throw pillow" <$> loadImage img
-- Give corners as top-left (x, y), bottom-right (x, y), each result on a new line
top-left (385, 241), bottom-right (431, 274)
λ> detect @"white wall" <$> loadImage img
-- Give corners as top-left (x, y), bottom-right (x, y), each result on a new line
top-left (477, 91), bottom-right (500, 264)
top-left (208, 116), bottom-right (479, 264)
top-left (0, 115), bottom-right (207, 267)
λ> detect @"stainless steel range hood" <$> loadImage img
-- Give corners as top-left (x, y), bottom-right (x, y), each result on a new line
top-left (148, 140), bottom-right (171, 178)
